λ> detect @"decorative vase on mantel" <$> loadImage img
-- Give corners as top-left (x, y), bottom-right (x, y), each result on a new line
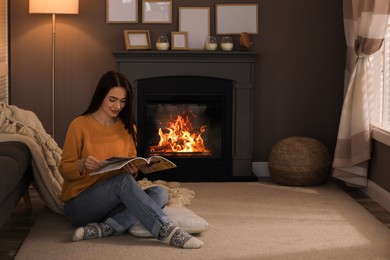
top-left (221, 36), bottom-right (233, 51)
top-left (205, 36), bottom-right (218, 51)
top-left (240, 32), bottom-right (253, 50)
top-left (156, 36), bottom-right (170, 51)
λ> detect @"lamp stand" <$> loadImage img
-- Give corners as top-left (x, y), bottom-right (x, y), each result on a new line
top-left (29, 0), bottom-right (79, 139)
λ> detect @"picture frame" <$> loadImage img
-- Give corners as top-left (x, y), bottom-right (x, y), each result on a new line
top-left (215, 4), bottom-right (258, 35)
top-left (123, 30), bottom-right (151, 50)
top-left (106, 0), bottom-right (138, 23)
top-left (171, 32), bottom-right (188, 50)
top-left (179, 7), bottom-right (210, 50)
top-left (142, 0), bottom-right (172, 24)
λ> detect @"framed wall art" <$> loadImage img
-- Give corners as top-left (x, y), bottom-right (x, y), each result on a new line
top-left (123, 30), bottom-right (151, 50)
top-left (142, 0), bottom-right (172, 23)
top-left (106, 0), bottom-right (138, 23)
top-left (179, 7), bottom-right (210, 50)
top-left (171, 32), bottom-right (188, 50)
top-left (215, 4), bottom-right (258, 35)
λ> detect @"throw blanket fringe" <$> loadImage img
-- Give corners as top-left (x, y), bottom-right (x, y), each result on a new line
top-left (137, 178), bottom-right (195, 207)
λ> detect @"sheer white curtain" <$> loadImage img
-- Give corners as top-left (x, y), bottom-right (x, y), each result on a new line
top-left (333, 0), bottom-right (390, 186)
top-left (0, 0), bottom-right (8, 103)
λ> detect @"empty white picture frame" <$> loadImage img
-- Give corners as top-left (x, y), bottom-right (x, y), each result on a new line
top-left (171, 32), bottom-right (188, 50)
top-left (179, 7), bottom-right (210, 50)
top-left (142, 0), bottom-right (172, 23)
top-left (216, 4), bottom-right (258, 35)
top-left (106, 0), bottom-right (138, 23)
top-left (123, 30), bottom-right (151, 50)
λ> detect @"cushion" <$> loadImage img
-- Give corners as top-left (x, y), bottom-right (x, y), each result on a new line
top-left (129, 206), bottom-right (211, 237)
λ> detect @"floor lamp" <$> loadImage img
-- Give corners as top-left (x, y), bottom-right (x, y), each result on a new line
top-left (29, 0), bottom-right (79, 138)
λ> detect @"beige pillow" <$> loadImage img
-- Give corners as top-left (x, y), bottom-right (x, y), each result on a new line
top-left (129, 206), bottom-right (211, 237)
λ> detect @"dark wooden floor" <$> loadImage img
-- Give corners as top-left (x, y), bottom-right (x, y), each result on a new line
top-left (0, 181), bottom-right (389, 259)
top-left (0, 188), bottom-right (45, 260)
top-left (334, 180), bottom-right (390, 229)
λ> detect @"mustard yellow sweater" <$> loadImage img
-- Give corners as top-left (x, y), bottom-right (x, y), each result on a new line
top-left (59, 115), bottom-right (137, 202)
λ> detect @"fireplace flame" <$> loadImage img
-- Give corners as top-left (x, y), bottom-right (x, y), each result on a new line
top-left (149, 112), bottom-right (211, 155)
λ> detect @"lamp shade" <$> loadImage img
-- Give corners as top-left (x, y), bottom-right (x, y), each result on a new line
top-left (29, 0), bottom-right (79, 14)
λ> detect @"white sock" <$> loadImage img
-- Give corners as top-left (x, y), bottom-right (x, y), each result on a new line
top-left (72, 223), bottom-right (114, 242)
top-left (160, 224), bottom-right (204, 249)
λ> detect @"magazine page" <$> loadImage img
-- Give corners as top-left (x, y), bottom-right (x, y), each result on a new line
top-left (89, 157), bottom-right (135, 175)
top-left (138, 156), bottom-right (177, 174)
top-left (89, 156), bottom-right (176, 175)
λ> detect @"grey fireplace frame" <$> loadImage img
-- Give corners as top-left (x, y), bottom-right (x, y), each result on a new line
top-left (113, 51), bottom-right (257, 178)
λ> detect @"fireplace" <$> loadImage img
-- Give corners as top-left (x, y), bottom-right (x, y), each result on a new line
top-left (137, 76), bottom-right (232, 181)
top-left (113, 51), bottom-right (257, 181)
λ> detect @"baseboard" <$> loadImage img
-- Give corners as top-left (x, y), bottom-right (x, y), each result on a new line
top-left (252, 162), bottom-right (270, 178)
top-left (362, 180), bottom-right (390, 213)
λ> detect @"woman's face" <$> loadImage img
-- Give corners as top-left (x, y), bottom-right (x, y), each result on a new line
top-left (101, 86), bottom-right (127, 118)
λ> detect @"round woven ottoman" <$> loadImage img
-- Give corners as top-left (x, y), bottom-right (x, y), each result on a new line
top-left (268, 136), bottom-right (331, 186)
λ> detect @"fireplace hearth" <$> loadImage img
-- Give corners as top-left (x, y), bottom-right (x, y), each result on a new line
top-left (114, 51), bottom-right (257, 181)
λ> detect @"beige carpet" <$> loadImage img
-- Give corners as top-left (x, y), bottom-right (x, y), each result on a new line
top-left (16, 182), bottom-right (390, 260)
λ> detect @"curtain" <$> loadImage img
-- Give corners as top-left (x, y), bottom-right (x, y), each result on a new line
top-left (0, 0), bottom-right (8, 104)
top-left (333, 0), bottom-right (390, 186)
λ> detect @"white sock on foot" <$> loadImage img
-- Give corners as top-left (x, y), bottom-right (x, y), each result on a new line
top-left (160, 224), bottom-right (204, 249)
top-left (72, 227), bottom-right (85, 242)
top-left (72, 223), bottom-right (114, 242)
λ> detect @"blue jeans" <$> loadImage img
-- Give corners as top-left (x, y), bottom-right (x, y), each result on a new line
top-left (64, 173), bottom-right (170, 237)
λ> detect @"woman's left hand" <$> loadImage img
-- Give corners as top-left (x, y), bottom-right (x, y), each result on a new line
top-left (123, 162), bottom-right (138, 177)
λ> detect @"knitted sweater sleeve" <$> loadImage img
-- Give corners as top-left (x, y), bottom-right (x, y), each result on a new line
top-left (59, 118), bottom-right (86, 181)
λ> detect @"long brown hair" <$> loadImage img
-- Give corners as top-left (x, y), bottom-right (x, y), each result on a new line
top-left (82, 71), bottom-right (137, 147)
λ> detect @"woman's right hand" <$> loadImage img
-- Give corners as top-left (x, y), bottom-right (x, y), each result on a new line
top-left (80, 156), bottom-right (103, 172)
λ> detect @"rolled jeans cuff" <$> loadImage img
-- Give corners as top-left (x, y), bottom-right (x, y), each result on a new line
top-left (105, 215), bottom-right (171, 238)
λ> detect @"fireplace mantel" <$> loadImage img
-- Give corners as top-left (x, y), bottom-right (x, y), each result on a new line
top-left (113, 51), bottom-right (257, 180)
top-left (113, 50), bottom-right (256, 62)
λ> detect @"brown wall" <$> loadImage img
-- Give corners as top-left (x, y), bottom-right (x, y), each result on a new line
top-left (10, 0), bottom-right (346, 162)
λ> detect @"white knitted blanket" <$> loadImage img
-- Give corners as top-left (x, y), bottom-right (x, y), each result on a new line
top-left (0, 103), bottom-right (194, 215)
top-left (0, 102), bottom-right (64, 214)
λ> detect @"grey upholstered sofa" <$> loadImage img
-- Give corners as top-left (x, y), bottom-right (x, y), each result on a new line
top-left (0, 141), bottom-right (33, 227)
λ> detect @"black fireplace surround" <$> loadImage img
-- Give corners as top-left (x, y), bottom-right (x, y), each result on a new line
top-left (113, 51), bottom-right (257, 181)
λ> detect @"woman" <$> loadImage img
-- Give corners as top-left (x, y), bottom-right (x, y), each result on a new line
top-left (59, 71), bottom-right (203, 249)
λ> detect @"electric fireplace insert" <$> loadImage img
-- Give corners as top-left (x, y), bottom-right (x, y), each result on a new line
top-left (136, 76), bottom-right (233, 181)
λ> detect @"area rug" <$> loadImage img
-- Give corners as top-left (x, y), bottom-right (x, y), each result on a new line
top-left (15, 182), bottom-right (390, 259)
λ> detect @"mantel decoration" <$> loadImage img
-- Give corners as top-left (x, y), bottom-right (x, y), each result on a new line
top-left (123, 30), bottom-right (151, 50)
top-left (240, 32), bottom-right (253, 50)
top-left (106, 0), bottom-right (137, 23)
top-left (156, 35), bottom-right (170, 50)
top-left (216, 4), bottom-right (258, 35)
top-left (112, 3), bottom-right (259, 52)
top-left (142, 0), bottom-right (172, 24)
top-left (220, 36), bottom-right (233, 51)
top-left (205, 36), bottom-right (218, 51)
top-left (179, 7), bottom-right (210, 50)
top-left (171, 32), bottom-right (188, 50)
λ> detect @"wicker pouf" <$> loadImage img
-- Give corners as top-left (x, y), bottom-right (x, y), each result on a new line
top-left (268, 136), bottom-right (331, 186)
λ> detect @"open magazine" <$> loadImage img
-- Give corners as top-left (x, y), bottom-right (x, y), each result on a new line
top-left (90, 156), bottom-right (177, 176)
